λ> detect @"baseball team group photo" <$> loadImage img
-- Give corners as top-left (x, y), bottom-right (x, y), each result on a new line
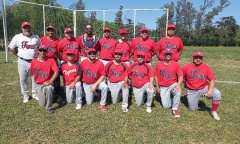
top-left (1, 0), bottom-right (240, 143)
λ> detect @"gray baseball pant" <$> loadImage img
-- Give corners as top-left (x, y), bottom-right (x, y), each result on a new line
top-left (64, 81), bottom-right (82, 105)
top-left (83, 82), bottom-right (108, 105)
top-left (108, 81), bottom-right (129, 108)
top-left (18, 57), bottom-right (37, 100)
top-left (187, 86), bottom-right (221, 111)
top-left (159, 83), bottom-right (180, 110)
top-left (132, 83), bottom-right (154, 107)
top-left (36, 84), bottom-right (54, 110)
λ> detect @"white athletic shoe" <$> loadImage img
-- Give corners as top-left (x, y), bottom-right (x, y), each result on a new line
top-left (76, 104), bottom-right (82, 110)
top-left (23, 99), bottom-right (29, 103)
top-left (211, 111), bottom-right (220, 121)
top-left (32, 94), bottom-right (39, 101)
top-left (122, 107), bottom-right (128, 112)
top-left (146, 107), bottom-right (152, 113)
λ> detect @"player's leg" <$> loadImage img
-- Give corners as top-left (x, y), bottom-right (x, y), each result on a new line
top-left (160, 86), bottom-right (171, 109)
top-left (97, 82), bottom-right (108, 106)
top-left (133, 86), bottom-right (144, 106)
top-left (83, 83), bottom-right (94, 104)
top-left (169, 83), bottom-right (181, 111)
top-left (108, 81), bottom-right (121, 104)
top-left (65, 85), bottom-right (74, 103)
top-left (144, 83), bottom-right (154, 110)
top-left (186, 89), bottom-right (201, 111)
top-left (75, 82), bottom-right (82, 109)
top-left (36, 84), bottom-right (46, 107)
top-left (121, 82), bottom-right (129, 111)
top-left (18, 58), bottom-right (30, 102)
top-left (45, 85), bottom-right (54, 114)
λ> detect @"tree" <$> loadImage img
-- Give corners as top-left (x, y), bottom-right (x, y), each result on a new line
top-left (114, 5), bottom-right (123, 29)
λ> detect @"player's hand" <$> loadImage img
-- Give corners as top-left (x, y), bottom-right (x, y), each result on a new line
top-left (123, 82), bottom-right (128, 89)
top-left (174, 85), bottom-right (181, 93)
top-left (90, 84), bottom-right (97, 93)
top-left (156, 86), bottom-right (160, 94)
top-left (43, 81), bottom-right (51, 86)
top-left (69, 82), bottom-right (75, 89)
top-left (206, 90), bottom-right (213, 98)
top-left (148, 84), bottom-right (154, 90)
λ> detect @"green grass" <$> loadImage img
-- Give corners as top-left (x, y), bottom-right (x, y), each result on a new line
top-left (0, 47), bottom-right (240, 143)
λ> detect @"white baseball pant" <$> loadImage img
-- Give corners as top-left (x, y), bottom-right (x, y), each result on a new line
top-left (36, 84), bottom-right (54, 110)
top-left (64, 81), bottom-right (82, 105)
top-left (132, 83), bottom-right (154, 107)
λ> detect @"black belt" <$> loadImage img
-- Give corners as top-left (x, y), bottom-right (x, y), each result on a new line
top-left (19, 57), bottom-right (33, 63)
top-left (146, 61), bottom-right (151, 63)
top-left (102, 59), bottom-right (111, 61)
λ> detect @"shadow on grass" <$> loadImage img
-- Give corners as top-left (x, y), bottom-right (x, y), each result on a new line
top-left (181, 95), bottom-right (211, 112)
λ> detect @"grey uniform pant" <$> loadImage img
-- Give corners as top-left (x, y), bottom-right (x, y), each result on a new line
top-left (108, 81), bottom-right (129, 108)
top-left (36, 84), bottom-right (54, 110)
top-left (159, 83), bottom-right (180, 110)
top-left (187, 86), bottom-right (221, 111)
top-left (18, 57), bottom-right (37, 100)
top-left (64, 81), bottom-right (82, 105)
top-left (83, 82), bottom-right (108, 105)
top-left (132, 83), bottom-right (154, 107)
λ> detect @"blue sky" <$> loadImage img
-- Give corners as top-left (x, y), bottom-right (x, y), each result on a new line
top-left (57, 0), bottom-right (240, 25)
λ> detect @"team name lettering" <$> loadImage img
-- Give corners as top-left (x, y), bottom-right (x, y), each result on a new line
top-left (22, 41), bottom-right (36, 49)
top-left (133, 70), bottom-right (144, 78)
top-left (46, 44), bottom-right (56, 53)
top-left (66, 43), bottom-right (79, 49)
top-left (84, 68), bottom-right (97, 78)
top-left (36, 68), bottom-right (49, 78)
top-left (164, 42), bottom-right (177, 49)
top-left (136, 43), bottom-right (148, 52)
top-left (101, 42), bottom-right (112, 49)
top-left (160, 70), bottom-right (173, 78)
top-left (190, 70), bottom-right (205, 79)
top-left (122, 50), bottom-right (127, 55)
top-left (63, 68), bottom-right (76, 76)
top-left (110, 69), bottom-right (122, 77)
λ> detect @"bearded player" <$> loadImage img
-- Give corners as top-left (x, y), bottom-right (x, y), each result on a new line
top-left (182, 51), bottom-right (221, 120)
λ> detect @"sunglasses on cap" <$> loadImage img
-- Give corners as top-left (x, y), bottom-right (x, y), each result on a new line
top-left (39, 49), bottom-right (47, 52)
top-left (88, 52), bottom-right (96, 55)
top-left (85, 28), bottom-right (93, 31)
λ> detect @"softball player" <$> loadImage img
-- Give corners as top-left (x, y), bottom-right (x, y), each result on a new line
top-left (154, 50), bottom-right (183, 117)
top-left (9, 21), bottom-right (41, 103)
top-left (81, 49), bottom-right (108, 111)
top-left (60, 49), bottom-right (82, 110)
top-left (103, 49), bottom-right (129, 112)
top-left (128, 51), bottom-right (154, 113)
top-left (182, 51), bottom-right (221, 120)
top-left (30, 45), bottom-right (59, 114)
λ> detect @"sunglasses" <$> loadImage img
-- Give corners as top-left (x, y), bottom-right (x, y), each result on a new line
top-left (39, 49), bottom-right (47, 52)
top-left (85, 28), bottom-right (93, 31)
top-left (67, 54), bottom-right (75, 57)
top-left (88, 52), bottom-right (96, 55)
top-left (65, 32), bottom-right (73, 34)
top-left (193, 56), bottom-right (203, 59)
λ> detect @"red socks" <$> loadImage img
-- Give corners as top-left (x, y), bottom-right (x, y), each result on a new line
top-left (212, 100), bottom-right (220, 112)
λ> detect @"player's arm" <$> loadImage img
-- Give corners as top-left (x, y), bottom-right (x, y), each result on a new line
top-left (178, 38), bottom-right (184, 56)
top-left (90, 76), bottom-right (105, 92)
top-left (69, 75), bottom-right (81, 89)
top-left (123, 76), bottom-right (128, 88)
top-left (43, 71), bottom-right (59, 86)
top-left (154, 76), bottom-right (160, 94)
top-left (149, 76), bottom-right (154, 90)
top-left (175, 76), bottom-right (183, 92)
top-left (206, 79), bottom-right (215, 97)
top-left (9, 48), bottom-right (18, 56)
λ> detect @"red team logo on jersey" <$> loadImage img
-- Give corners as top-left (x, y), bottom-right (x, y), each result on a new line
top-left (136, 43), bottom-right (148, 52)
top-left (35, 68), bottom-right (49, 78)
top-left (190, 70), bottom-right (205, 79)
top-left (101, 42), bottom-right (112, 49)
top-left (84, 68), bottom-right (97, 78)
top-left (160, 69), bottom-right (173, 78)
top-left (22, 41), bottom-right (36, 49)
top-left (63, 68), bottom-right (77, 76)
top-left (164, 42), bottom-right (177, 49)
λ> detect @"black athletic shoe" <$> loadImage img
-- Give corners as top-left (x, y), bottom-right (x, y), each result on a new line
top-left (57, 97), bottom-right (66, 104)
top-left (47, 108), bottom-right (54, 114)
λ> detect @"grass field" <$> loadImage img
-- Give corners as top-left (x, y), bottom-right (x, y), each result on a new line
top-left (0, 47), bottom-right (240, 143)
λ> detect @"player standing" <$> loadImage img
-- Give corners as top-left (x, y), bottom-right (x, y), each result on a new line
top-left (9, 21), bottom-right (41, 103)
top-left (131, 27), bottom-right (156, 66)
top-left (154, 50), bottom-right (183, 117)
top-left (103, 49), bottom-right (129, 112)
top-left (182, 51), bottom-right (221, 120)
top-left (128, 51), bottom-right (154, 113)
top-left (60, 49), bottom-right (82, 110)
top-left (30, 45), bottom-right (59, 114)
top-left (81, 49), bottom-right (108, 111)
top-left (156, 24), bottom-right (184, 62)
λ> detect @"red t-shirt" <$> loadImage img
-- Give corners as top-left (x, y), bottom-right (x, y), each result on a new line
top-left (40, 36), bottom-right (59, 59)
top-left (58, 38), bottom-right (80, 62)
top-left (96, 37), bottom-right (116, 60)
top-left (154, 61), bottom-right (183, 86)
top-left (114, 40), bottom-right (132, 61)
top-left (131, 37), bottom-right (156, 62)
top-left (81, 59), bottom-right (105, 84)
top-left (103, 61), bottom-right (128, 83)
top-left (128, 62), bottom-right (153, 88)
top-left (182, 62), bottom-right (215, 90)
top-left (30, 58), bottom-right (59, 84)
top-left (156, 37), bottom-right (184, 61)
top-left (60, 62), bottom-right (81, 85)
top-left (77, 34), bottom-right (98, 57)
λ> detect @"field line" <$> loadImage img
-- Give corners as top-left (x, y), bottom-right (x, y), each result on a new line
top-left (216, 80), bottom-right (240, 84)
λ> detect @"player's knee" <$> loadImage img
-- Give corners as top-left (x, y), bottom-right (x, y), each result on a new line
top-left (213, 89), bottom-right (221, 100)
top-left (188, 106), bottom-right (198, 111)
top-left (162, 103), bottom-right (171, 109)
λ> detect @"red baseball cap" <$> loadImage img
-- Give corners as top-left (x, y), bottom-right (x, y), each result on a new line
top-left (39, 44), bottom-right (48, 51)
top-left (167, 24), bottom-right (176, 29)
top-left (141, 27), bottom-right (149, 32)
top-left (114, 49), bottom-right (123, 54)
top-left (64, 28), bottom-right (73, 33)
top-left (163, 49), bottom-right (173, 55)
top-left (66, 49), bottom-right (75, 55)
top-left (103, 27), bottom-right (110, 32)
top-left (22, 22), bottom-right (31, 27)
top-left (47, 25), bottom-right (55, 30)
top-left (119, 28), bottom-right (128, 34)
top-left (136, 51), bottom-right (145, 56)
top-left (87, 48), bottom-right (96, 54)
top-left (193, 51), bottom-right (204, 57)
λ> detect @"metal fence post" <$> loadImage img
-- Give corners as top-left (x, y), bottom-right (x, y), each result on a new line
top-left (2, 0), bottom-right (8, 62)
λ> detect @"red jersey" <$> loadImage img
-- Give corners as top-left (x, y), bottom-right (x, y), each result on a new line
top-left (154, 61), bottom-right (183, 86)
top-left (77, 34), bottom-right (98, 57)
top-left (131, 37), bottom-right (156, 62)
top-left (128, 62), bottom-right (153, 88)
top-left (81, 59), bottom-right (105, 84)
top-left (156, 37), bottom-right (184, 61)
top-left (30, 58), bottom-right (59, 84)
top-left (60, 62), bottom-right (81, 85)
top-left (58, 37), bottom-right (80, 62)
top-left (114, 40), bottom-right (132, 61)
top-left (40, 36), bottom-right (59, 59)
top-left (95, 37), bottom-right (116, 60)
top-left (103, 61), bottom-right (128, 83)
top-left (182, 62), bottom-right (215, 90)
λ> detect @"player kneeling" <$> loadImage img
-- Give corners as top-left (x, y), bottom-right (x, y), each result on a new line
top-left (154, 50), bottom-right (183, 117)
top-left (81, 49), bottom-right (108, 111)
top-left (60, 49), bottom-right (82, 110)
top-left (103, 49), bottom-right (129, 112)
top-left (182, 51), bottom-right (221, 120)
top-left (128, 51), bottom-right (154, 113)
top-left (30, 45), bottom-right (59, 114)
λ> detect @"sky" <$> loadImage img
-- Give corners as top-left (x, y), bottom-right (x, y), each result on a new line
top-left (56, 0), bottom-right (240, 25)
